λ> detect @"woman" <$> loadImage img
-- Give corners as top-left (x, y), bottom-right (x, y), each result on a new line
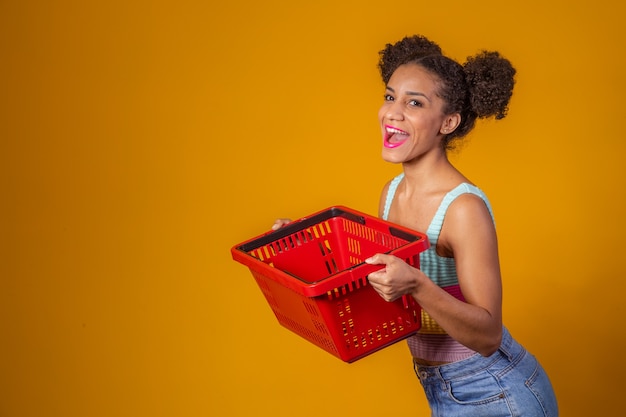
top-left (365, 35), bottom-right (558, 416)
top-left (275, 35), bottom-right (558, 416)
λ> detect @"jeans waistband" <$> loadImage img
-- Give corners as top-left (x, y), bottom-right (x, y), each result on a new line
top-left (414, 327), bottom-right (523, 384)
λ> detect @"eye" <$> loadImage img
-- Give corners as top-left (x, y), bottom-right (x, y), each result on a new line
top-left (408, 99), bottom-right (423, 107)
top-left (383, 94), bottom-right (394, 102)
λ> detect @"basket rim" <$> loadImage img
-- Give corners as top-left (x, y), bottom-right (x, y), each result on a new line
top-left (231, 205), bottom-right (430, 297)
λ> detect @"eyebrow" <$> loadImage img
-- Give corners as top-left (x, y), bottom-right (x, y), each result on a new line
top-left (386, 86), bottom-right (432, 102)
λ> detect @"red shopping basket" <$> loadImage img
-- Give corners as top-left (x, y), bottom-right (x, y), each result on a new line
top-left (231, 206), bottom-right (430, 362)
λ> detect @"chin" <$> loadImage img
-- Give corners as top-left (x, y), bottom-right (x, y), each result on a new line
top-left (381, 152), bottom-right (404, 164)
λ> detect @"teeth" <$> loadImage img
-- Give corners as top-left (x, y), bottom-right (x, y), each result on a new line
top-left (386, 126), bottom-right (407, 135)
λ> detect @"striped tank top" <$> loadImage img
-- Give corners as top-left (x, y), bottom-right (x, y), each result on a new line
top-left (383, 173), bottom-right (495, 363)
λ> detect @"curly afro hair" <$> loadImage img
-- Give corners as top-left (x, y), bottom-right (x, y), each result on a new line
top-left (378, 35), bottom-right (516, 150)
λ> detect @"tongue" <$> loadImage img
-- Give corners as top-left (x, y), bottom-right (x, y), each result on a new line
top-left (389, 132), bottom-right (407, 144)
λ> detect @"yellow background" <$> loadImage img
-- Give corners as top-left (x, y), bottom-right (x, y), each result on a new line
top-left (1, 0), bottom-right (624, 416)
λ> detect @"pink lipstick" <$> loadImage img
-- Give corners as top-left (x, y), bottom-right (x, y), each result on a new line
top-left (384, 125), bottom-right (409, 149)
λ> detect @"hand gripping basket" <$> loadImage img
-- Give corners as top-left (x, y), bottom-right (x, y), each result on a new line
top-left (231, 206), bottom-right (430, 362)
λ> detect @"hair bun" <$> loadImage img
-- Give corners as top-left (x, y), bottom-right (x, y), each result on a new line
top-left (464, 51), bottom-right (516, 120)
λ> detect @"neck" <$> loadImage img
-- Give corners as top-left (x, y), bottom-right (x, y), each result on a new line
top-left (400, 152), bottom-right (463, 193)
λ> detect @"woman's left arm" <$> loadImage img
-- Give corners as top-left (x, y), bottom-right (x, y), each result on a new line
top-left (367, 194), bottom-right (503, 356)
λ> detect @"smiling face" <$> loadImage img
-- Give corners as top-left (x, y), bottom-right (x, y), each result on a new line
top-left (378, 63), bottom-right (459, 164)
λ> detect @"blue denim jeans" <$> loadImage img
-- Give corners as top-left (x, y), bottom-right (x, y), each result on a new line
top-left (414, 327), bottom-right (558, 416)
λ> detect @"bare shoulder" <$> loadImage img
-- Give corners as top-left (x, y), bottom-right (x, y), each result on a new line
top-left (439, 191), bottom-right (497, 255)
top-left (447, 192), bottom-right (493, 226)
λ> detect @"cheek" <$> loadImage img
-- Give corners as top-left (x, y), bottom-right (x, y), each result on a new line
top-left (377, 104), bottom-right (388, 119)
top-left (377, 107), bottom-right (387, 126)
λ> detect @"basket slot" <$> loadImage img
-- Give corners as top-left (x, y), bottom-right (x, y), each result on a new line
top-left (252, 272), bottom-right (280, 310)
top-left (303, 299), bottom-right (320, 317)
top-left (340, 221), bottom-right (410, 266)
top-left (343, 315), bottom-right (416, 351)
top-left (347, 237), bottom-right (362, 262)
top-left (337, 299), bottom-right (348, 317)
top-left (325, 275), bottom-right (368, 300)
top-left (375, 328), bottom-right (383, 341)
top-left (345, 318), bottom-right (355, 335)
top-left (324, 257), bottom-right (339, 275)
top-left (312, 318), bottom-right (329, 335)
top-left (318, 239), bottom-right (332, 255)
top-left (318, 239), bottom-right (340, 276)
top-left (274, 312), bottom-right (338, 354)
top-left (310, 221), bottom-right (331, 239)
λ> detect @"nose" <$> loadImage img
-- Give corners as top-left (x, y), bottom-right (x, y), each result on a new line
top-left (383, 101), bottom-right (404, 121)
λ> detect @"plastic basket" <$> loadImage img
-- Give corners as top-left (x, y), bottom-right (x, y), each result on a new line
top-left (231, 206), bottom-right (430, 363)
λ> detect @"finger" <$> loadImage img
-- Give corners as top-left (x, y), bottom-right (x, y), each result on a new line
top-left (271, 218), bottom-right (292, 230)
top-left (365, 253), bottom-right (390, 265)
top-left (369, 284), bottom-right (387, 299)
top-left (367, 269), bottom-right (382, 282)
top-left (368, 280), bottom-right (395, 302)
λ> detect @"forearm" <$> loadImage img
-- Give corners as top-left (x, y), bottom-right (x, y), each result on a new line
top-left (365, 252), bottom-right (503, 356)
top-left (411, 276), bottom-right (502, 356)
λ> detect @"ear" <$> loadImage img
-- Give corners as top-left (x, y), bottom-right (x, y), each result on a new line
top-left (440, 113), bottom-right (461, 135)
